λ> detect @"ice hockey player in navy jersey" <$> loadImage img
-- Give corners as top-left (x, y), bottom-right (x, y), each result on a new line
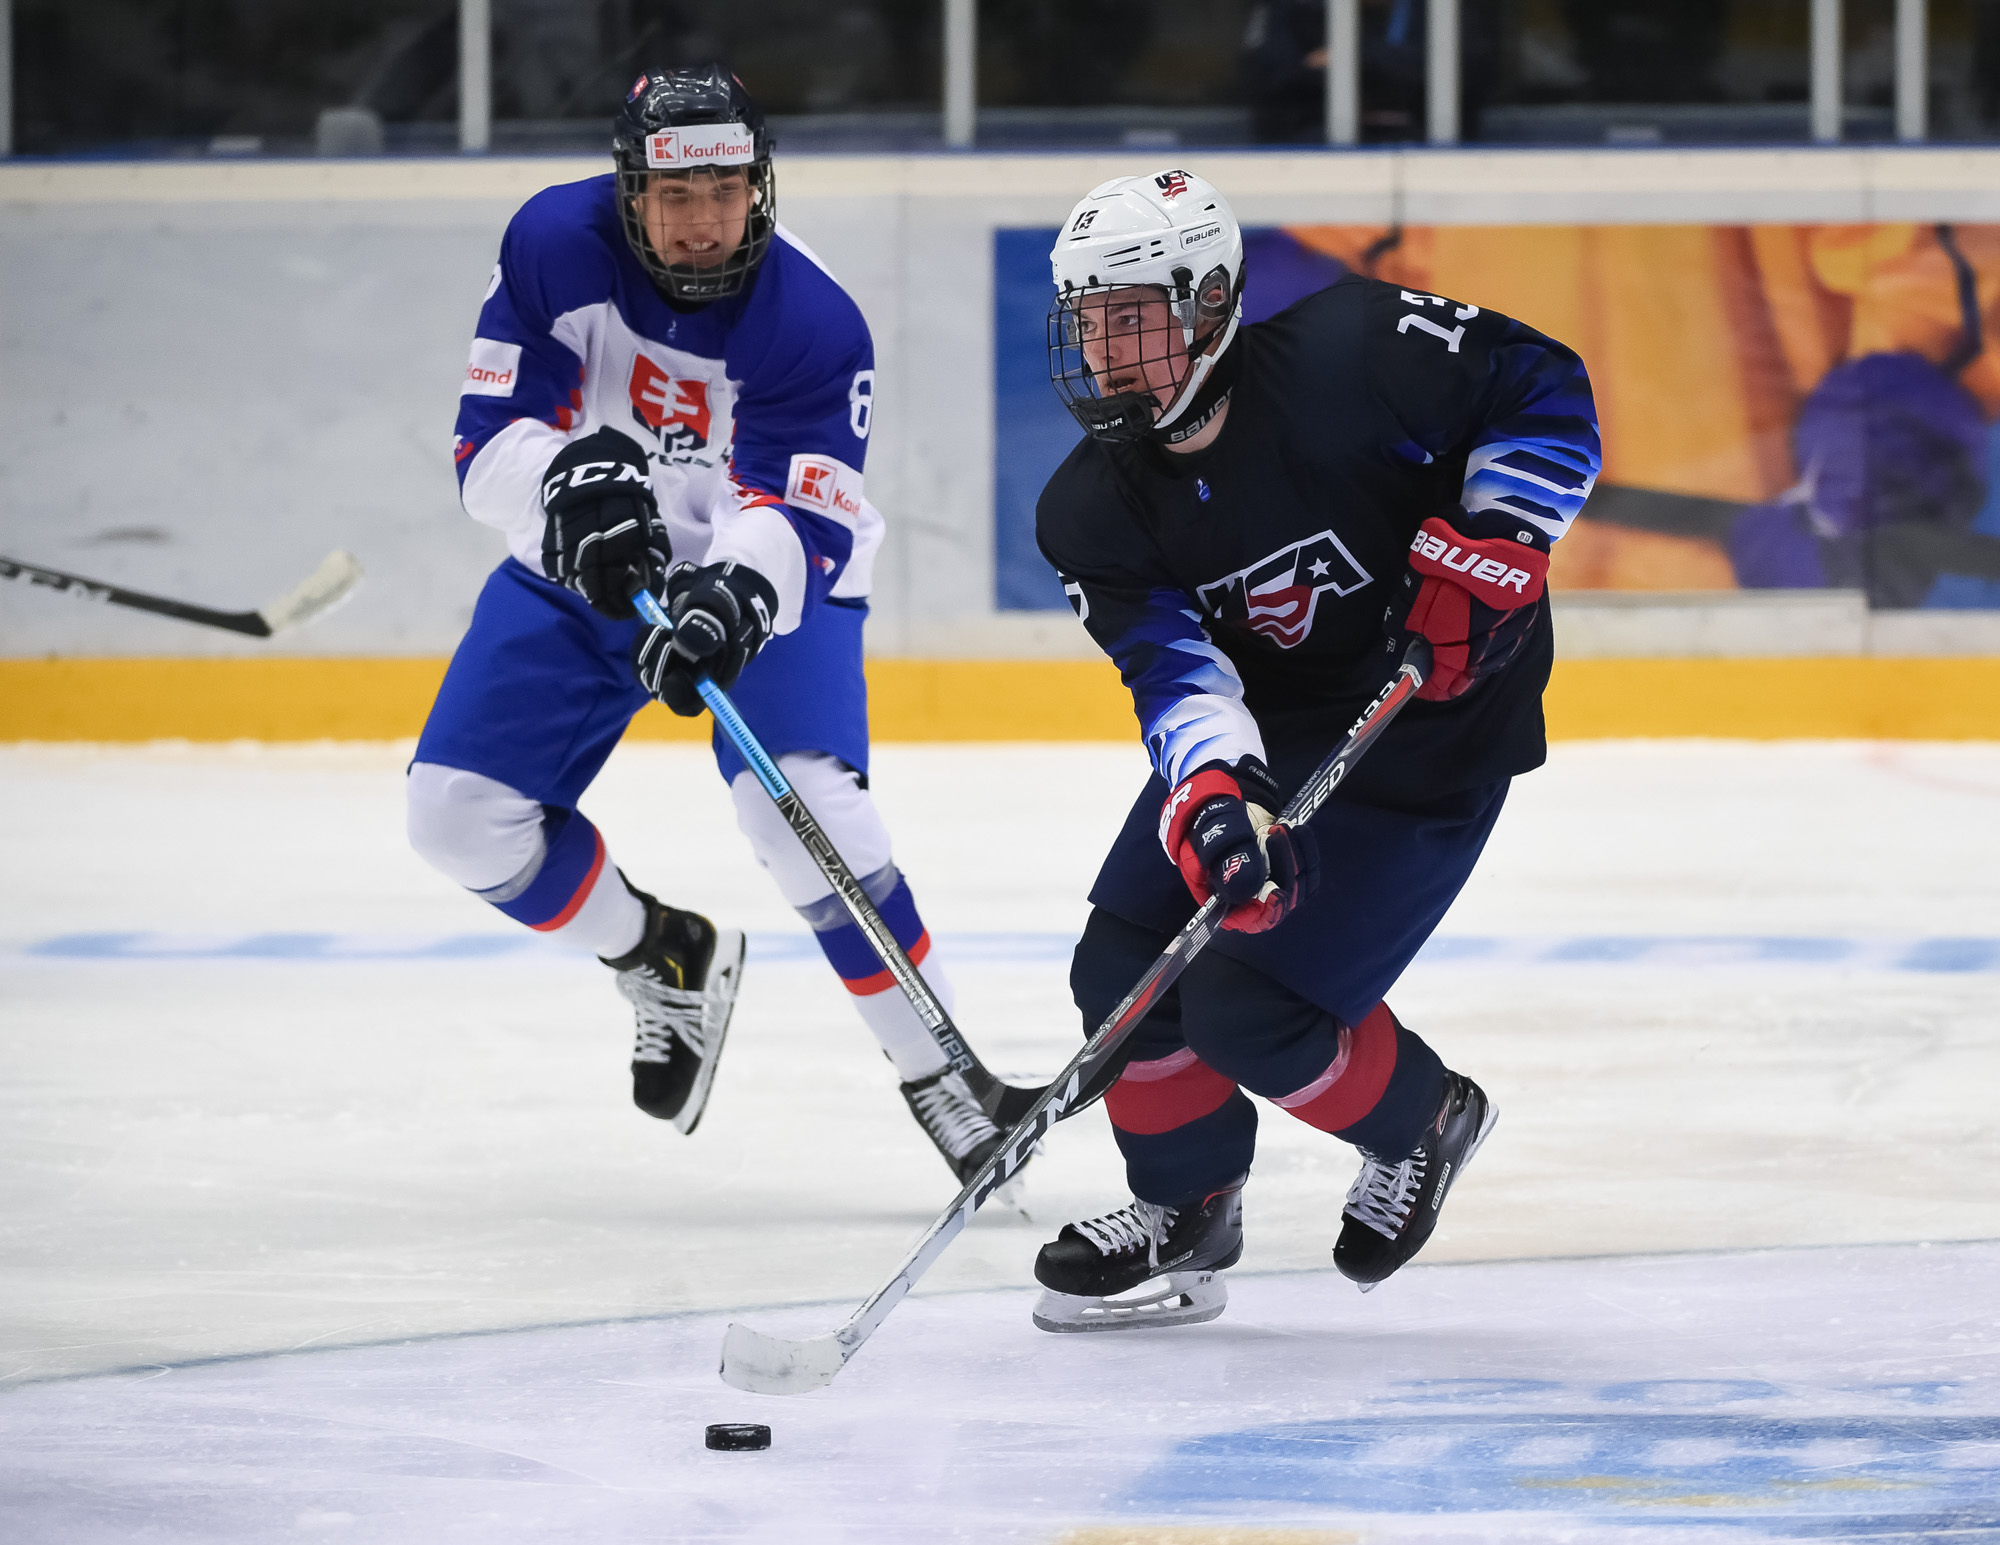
top-left (1030, 169), bottom-right (1599, 1331)
top-left (406, 67), bottom-right (1003, 1180)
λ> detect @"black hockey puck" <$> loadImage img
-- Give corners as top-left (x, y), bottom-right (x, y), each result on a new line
top-left (705, 1423), bottom-right (771, 1452)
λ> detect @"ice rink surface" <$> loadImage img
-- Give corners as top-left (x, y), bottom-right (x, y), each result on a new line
top-left (4, 738), bottom-right (1999, 1541)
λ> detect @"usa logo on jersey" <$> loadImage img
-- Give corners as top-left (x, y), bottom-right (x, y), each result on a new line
top-left (1197, 531), bottom-right (1373, 648)
top-left (1155, 170), bottom-right (1190, 201)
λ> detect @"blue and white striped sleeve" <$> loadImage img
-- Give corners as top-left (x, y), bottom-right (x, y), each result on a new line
top-left (1371, 283), bottom-right (1599, 551)
top-left (1457, 333), bottom-right (1600, 545)
top-left (1061, 576), bottom-right (1266, 786)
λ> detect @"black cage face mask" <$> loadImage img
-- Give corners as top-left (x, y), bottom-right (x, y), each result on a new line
top-left (618, 163), bottom-right (777, 304)
top-left (1047, 268), bottom-right (1237, 443)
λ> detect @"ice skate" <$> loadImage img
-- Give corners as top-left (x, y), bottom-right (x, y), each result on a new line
top-left (900, 1068), bottom-right (1010, 1184)
top-left (1031, 1178), bottom-right (1244, 1333)
top-left (1334, 1072), bottom-right (1496, 1292)
top-left (602, 884), bottom-right (745, 1135)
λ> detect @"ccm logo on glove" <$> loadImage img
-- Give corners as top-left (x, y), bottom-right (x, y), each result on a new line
top-left (540, 427), bottom-right (670, 623)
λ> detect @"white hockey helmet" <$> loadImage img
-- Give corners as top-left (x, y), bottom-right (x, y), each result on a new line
top-left (1047, 169), bottom-right (1246, 444)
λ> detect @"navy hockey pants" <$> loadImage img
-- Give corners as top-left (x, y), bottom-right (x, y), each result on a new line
top-left (1074, 775), bottom-right (1508, 1208)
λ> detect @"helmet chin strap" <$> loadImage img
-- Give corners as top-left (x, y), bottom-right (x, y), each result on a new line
top-left (1151, 309), bottom-right (1242, 445)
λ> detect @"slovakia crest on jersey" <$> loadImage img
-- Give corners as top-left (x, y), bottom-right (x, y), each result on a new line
top-left (628, 354), bottom-right (712, 453)
top-left (1197, 530), bottom-right (1373, 648)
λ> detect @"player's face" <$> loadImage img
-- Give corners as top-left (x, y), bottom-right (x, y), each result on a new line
top-left (631, 169), bottom-right (752, 269)
top-left (1071, 287), bottom-right (1188, 412)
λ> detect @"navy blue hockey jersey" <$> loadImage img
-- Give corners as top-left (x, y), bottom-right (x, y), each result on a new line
top-left (1038, 277), bottom-right (1601, 803)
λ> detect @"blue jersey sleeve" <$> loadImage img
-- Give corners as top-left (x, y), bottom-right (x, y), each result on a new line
top-left (454, 188), bottom-right (607, 480)
top-left (713, 236), bottom-right (876, 626)
top-left (1368, 285), bottom-right (1600, 548)
top-left (451, 185), bottom-right (613, 561)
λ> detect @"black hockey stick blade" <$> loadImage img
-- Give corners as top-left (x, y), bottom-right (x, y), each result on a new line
top-left (0, 550), bottom-right (362, 637)
top-left (718, 640), bottom-right (1432, 1396)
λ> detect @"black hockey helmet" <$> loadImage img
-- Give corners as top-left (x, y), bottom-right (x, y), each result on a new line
top-left (613, 66), bottom-right (776, 304)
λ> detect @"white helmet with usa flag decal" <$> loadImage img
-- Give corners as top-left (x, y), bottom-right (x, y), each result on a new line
top-left (1047, 168), bottom-right (1246, 445)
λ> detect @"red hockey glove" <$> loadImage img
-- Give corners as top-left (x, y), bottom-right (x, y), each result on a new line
top-left (1158, 758), bottom-right (1319, 934)
top-left (1394, 515), bottom-right (1550, 701)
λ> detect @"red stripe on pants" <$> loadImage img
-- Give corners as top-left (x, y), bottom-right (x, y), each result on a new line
top-left (1275, 1001), bottom-right (1399, 1133)
top-left (1105, 1049), bottom-right (1238, 1136)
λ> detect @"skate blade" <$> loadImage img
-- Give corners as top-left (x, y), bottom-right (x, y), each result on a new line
top-left (1031, 1271), bottom-right (1226, 1334)
top-left (672, 929), bottom-right (747, 1137)
top-left (989, 1174), bottom-right (1032, 1220)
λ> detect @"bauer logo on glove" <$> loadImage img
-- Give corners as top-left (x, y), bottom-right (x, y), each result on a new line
top-left (1395, 514), bottom-right (1550, 702)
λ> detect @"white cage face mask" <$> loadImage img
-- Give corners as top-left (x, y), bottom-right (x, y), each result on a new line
top-left (1048, 266), bottom-right (1241, 444)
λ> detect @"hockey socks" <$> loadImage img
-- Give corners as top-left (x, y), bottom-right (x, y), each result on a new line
top-left (1272, 1002), bottom-right (1447, 1161)
top-left (406, 764), bottom-right (644, 959)
top-left (1104, 1050), bottom-right (1258, 1207)
top-left (797, 863), bottom-right (955, 1081)
top-left (477, 808), bottom-right (645, 959)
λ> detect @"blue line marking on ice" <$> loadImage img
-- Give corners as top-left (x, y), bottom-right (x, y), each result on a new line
top-left (1899, 936), bottom-right (2000, 972)
top-left (1123, 1412), bottom-right (2000, 1529)
top-left (14, 932), bottom-right (2000, 970)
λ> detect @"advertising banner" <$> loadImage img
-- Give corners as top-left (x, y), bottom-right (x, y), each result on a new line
top-left (996, 222), bottom-right (2000, 612)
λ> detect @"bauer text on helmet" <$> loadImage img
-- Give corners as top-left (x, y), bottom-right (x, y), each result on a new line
top-left (1047, 170), bottom-right (1246, 444)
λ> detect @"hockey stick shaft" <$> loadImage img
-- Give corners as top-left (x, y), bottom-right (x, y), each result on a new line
top-left (0, 551), bottom-right (361, 637)
top-left (631, 586), bottom-right (986, 1077)
top-left (719, 637), bottom-right (1432, 1394)
top-left (1, 553), bottom-right (274, 635)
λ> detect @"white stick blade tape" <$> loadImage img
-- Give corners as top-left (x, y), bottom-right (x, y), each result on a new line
top-left (718, 1323), bottom-right (848, 1395)
top-left (259, 550), bottom-right (364, 633)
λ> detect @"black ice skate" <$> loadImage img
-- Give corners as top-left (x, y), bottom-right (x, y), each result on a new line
top-left (1031, 1178), bottom-right (1245, 1333)
top-left (602, 882), bottom-right (745, 1135)
top-left (900, 1068), bottom-right (1007, 1184)
top-left (1333, 1072), bottom-right (1497, 1293)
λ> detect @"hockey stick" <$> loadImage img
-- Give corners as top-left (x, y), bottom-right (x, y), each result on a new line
top-left (630, 586), bottom-right (1047, 1124)
top-left (718, 637), bottom-right (1434, 1395)
top-left (0, 550), bottom-right (363, 638)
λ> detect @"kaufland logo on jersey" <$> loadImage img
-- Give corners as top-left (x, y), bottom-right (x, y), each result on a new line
top-left (461, 338), bottom-right (521, 398)
top-left (785, 453), bottom-right (864, 524)
top-left (1197, 530), bottom-right (1374, 648)
top-left (644, 123), bottom-right (755, 169)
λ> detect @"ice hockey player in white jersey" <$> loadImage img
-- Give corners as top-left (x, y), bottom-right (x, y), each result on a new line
top-left (405, 67), bottom-right (1003, 1181)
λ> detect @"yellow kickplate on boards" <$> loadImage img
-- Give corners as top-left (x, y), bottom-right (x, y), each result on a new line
top-left (1057, 1529), bottom-right (1361, 1545)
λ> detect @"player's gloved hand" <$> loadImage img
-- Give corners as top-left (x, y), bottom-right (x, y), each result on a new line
top-left (540, 427), bottom-right (669, 621)
top-left (1392, 514), bottom-right (1550, 701)
top-left (632, 560), bottom-right (779, 716)
top-left (1158, 757), bottom-right (1319, 934)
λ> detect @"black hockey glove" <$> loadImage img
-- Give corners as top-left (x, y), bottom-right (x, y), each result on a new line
top-left (632, 560), bottom-right (779, 716)
top-left (1158, 757), bottom-right (1319, 934)
top-left (540, 427), bottom-right (669, 622)
top-left (1389, 514), bottom-right (1550, 701)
